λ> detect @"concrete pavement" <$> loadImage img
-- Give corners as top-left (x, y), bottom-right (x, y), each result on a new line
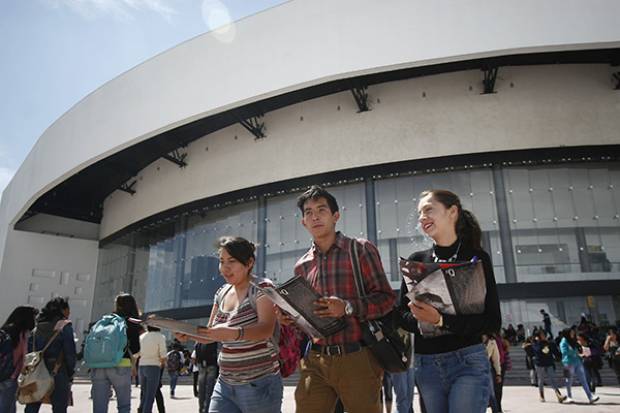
top-left (15, 382), bottom-right (620, 413)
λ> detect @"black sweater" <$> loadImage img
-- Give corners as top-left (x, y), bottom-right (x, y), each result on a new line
top-left (396, 240), bottom-right (501, 354)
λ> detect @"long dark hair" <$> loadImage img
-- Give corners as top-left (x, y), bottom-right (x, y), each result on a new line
top-left (114, 293), bottom-right (140, 318)
top-left (38, 297), bottom-right (69, 323)
top-left (2, 306), bottom-right (38, 348)
top-left (420, 189), bottom-right (482, 250)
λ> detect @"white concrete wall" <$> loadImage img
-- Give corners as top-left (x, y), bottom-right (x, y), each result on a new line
top-left (2, 0), bottom-right (620, 236)
top-left (101, 64), bottom-right (620, 238)
top-left (0, 230), bottom-right (98, 342)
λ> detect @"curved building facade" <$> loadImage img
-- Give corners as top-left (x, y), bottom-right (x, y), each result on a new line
top-left (1, 0), bottom-right (620, 337)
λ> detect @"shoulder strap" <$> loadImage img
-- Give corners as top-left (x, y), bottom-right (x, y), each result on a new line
top-left (40, 328), bottom-right (62, 354)
top-left (349, 238), bottom-right (367, 299)
top-left (215, 284), bottom-right (234, 307)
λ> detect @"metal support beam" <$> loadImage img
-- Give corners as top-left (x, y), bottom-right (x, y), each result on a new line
top-left (256, 196), bottom-right (267, 277)
top-left (364, 178), bottom-right (377, 244)
top-left (351, 86), bottom-right (371, 112)
top-left (162, 149), bottom-right (187, 168)
top-left (613, 72), bottom-right (620, 90)
top-left (481, 67), bottom-right (499, 94)
top-left (119, 181), bottom-right (136, 195)
top-left (240, 115), bottom-right (266, 139)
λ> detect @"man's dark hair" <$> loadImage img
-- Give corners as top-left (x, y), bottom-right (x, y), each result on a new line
top-left (296, 185), bottom-right (339, 214)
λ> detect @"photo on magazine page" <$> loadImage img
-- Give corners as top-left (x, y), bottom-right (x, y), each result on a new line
top-left (399, 259), bottom-right (487, 337)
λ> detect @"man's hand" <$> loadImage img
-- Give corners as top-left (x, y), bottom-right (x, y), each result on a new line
top-left (495, 375), bottom-right (502, 384)
top-left (408, 300), bottom-right (441, 324)
top-left (314, 296), bottom-right (346, 318)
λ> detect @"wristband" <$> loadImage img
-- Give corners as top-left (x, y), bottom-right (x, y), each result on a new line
top-left (434, 314), bottom-right (444, 328)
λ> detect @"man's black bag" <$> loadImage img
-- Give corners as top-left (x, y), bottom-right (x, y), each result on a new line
top-left (349, 239), bottom-right (410, 373)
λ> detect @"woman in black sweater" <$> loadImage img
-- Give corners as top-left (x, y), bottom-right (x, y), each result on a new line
top-left (397, 189), bottom-right (501, 413)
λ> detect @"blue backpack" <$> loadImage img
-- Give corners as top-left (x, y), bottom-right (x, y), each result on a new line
top-left (84, 314), bottom-right (127, 368)
top-left (0, 329), bottom-right (14, 381)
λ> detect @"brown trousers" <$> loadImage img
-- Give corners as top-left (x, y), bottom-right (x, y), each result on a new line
top-left (295, 347), bottom-right (383, 413)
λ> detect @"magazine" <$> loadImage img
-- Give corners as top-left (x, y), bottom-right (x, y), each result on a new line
top-left (252, 276), bottom-right (347, 339)
top-left (128, 317), bottom-right (208, 340)
top-left (399, 258), bottom-right (486, 337)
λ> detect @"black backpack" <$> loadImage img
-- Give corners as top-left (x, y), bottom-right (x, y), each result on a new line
top-left (0, 329), bottom-right (14, 381)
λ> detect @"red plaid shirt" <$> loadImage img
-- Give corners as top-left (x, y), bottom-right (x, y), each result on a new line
top-left (294, 232), bottom-right (395, 345)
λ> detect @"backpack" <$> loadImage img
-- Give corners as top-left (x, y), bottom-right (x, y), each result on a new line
top-left (0, 329), bottom-right (14, 382)
top-left (166, 351), bottom-right (181, 372)
top-left (247, 279), bottom-right (302, 378)
top-left (83, 314), bottom-right (128, 368)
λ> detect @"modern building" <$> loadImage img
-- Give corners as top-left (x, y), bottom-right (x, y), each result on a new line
top-left (1, 0), bottom-right (620, 339)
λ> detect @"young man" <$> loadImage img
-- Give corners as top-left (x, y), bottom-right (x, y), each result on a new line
top-left (540, 309), bottom-right (552, 339)
top-left (290, 185), bottom-right (395, 413)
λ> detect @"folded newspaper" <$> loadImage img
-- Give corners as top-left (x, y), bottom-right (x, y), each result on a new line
top-left (399, 258), bottom-right (486, 337)
top-left (253, 276), bottom-right (347, 339)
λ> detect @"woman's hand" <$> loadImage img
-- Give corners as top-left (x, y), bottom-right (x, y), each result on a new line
top-left (408, 300), bottom-right (441, 324)
top-left (197, 325), bottom-right (239, 342)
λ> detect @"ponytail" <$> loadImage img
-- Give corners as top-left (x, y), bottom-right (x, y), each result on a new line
top-left (457, 209), bottom-right (482, 250)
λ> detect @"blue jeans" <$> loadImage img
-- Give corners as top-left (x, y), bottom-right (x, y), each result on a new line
top-left (565, 362), bottom-right (594, 401)
top-left (0, 378), bottom-right (17, 413)
top-left (91, 366), bottom-right (132, 413)
top-left (209, 373), bottom-right (283, 413)
top-left (535, 365), bottom-right (561, 393)
top-left (415, 344), bottom-right (490, 413)
top-left (391, 367), bottom-right (415, 413)
top-left (25, 369), bottom-right (71, 413)
top-left (198, 365), bottom-right (219, 413)
top-left (168, 370), bottom-right (178, 395)
top-left (139, 365), bottom-right (161, 413)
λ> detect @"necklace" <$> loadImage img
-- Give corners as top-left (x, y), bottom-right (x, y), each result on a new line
top-left (432, 241), bottom-right (462, 263)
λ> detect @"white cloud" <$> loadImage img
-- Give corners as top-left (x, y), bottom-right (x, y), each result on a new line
top-left (0, 167), bottom-right (16, 198)
top-left (45, 0), bottom-right (178, 22)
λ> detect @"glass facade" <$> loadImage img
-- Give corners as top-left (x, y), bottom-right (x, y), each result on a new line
top-left (92, 162), bottom-right (620, 328)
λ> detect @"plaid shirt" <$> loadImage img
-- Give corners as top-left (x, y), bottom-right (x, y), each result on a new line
top-left (294, 232), bottom-right (395, 345)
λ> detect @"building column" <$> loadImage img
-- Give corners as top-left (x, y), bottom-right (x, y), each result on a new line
top-left (365, 178), bottom-right (377, 244)
top-left (256, 196), bottom-right (267, 277)
top-left (492, 166), bottom-right (517, 284)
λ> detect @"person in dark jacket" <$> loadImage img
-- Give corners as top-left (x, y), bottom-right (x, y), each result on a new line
top-left (193, 342), bottom-right (219, 413)
top-left (0, 306), bottom-right (38, 413)
top-left (397, 190), bottom-right (501, 413)
top-left (25, 297), bottom-right (77, 413)
top-left (532, 330), bottom-right (566, 403)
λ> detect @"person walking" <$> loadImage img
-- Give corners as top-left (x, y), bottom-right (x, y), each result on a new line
top-left (603, 328), bottom-right (620, 385)
top-left (559, 328), bottom-right (599, 404)
top-left (482, 334), bottom-right (501, 413)
top-left (0, 306), bottom-right (38, 413)
top-left (397, 189), bottom-right (501, 413)
top-left (540, 310), bottom-right (552, 339)
top-left (166, 345), bottom-right (184, 398)
top-left (138, 326), bottom-right (167, 413)
top-left (532, 330), bottom-right (566, 403)
top-left (24, 297), bottom-right (76, 413)
top-left (89, 293), bottom-right (142, 413)
top-left (193, 342), bottom-right (219, 413)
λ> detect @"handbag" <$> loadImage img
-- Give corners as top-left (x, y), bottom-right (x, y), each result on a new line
top-left (17, 328), bottom-right (61, 404)
top-left (349, 239), bottom-right (410, 373)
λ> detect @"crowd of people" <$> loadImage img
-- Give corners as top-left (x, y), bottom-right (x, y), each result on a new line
top-left (0, 185), bottom-right (616, 413)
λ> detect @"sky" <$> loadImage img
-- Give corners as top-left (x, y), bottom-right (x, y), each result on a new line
top-left (0, 0), bottom-right (288, 196)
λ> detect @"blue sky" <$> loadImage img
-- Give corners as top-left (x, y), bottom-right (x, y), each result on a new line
top-left (0, 0), bottom-right (287, 195)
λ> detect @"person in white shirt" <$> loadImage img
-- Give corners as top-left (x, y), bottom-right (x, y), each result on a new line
top-left (138, 326), bottom-right (167, 413)
top-left (483, 334), bottom-right (502, 413)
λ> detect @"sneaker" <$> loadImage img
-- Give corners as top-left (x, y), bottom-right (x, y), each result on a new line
top-left (557, 394), bottom-right (567, 403)
top-left (590, 395), bottom-right (600, 404)
top-left (565, 397), bottom-right (575, 404)
top-left (539, 396), bottom-right (545, 402)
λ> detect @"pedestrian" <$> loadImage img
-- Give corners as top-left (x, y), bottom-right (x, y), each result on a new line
top-left (494, 332), bottom-right (511, 411)
top-left (540, 310), bottom-right (552, 339)
top-left (482, 334), bottom-right (501, 413)
top-left (166, 344), bottom-right (184, 398)
top-left (603, 328), bottom-right (620, 384)
top-left (178, 236), bottom-right (283, 413)
top-left (559, 328), bottom-right (599, 404)
top-left (0, 306), bottom-right (38, 413)
top-left (193, 342), bottom-right (219, 413)
top-left (138, 325), bottom-right (167, 413)
top-left (399, 189), bottom-right (501, 413)
top-left (24, 297), bottom-right (76, 413)
top-left (522, 337), bottom-right (537, 387)
top-left (532, 330), bottom-right (566, 403)
top-left (577, 333), bottom-right (597, 394)
top-left (285, 186), bottom-right (395, 413)
top-left (390, 328), bottom-right (416, 413)
top-left (89, 293), bottom-right (142, 413)
top-left (516, 324), bottom-right (525, 343)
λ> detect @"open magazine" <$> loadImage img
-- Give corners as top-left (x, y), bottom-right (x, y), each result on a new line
top-left (399, 258), bottom-right (486, 337)
top-left (253, 276), bottom-right (347, 339)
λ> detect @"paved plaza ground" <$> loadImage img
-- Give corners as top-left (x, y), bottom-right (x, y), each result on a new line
top-left (15, 383), bottom-right (620, 413)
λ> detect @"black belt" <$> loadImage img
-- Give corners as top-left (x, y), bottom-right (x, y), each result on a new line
top-left (310, 342), bottom-right (365, 356)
